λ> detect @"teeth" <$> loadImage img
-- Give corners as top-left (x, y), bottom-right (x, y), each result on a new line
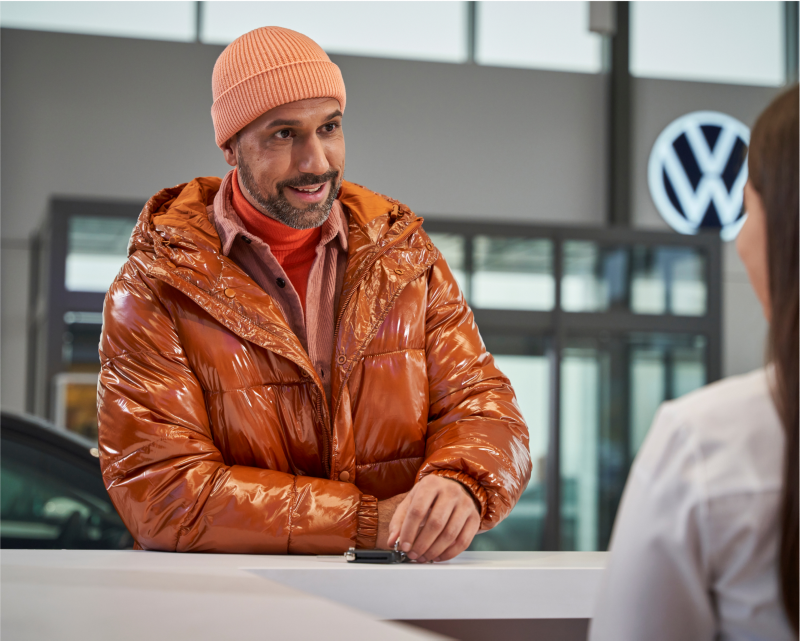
top-left (294, 185), bottom-right (323, 193)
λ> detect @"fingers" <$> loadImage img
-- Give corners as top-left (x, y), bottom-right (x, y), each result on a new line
top-left (396, 487), bottom-right (437, 557)
top-left (433, 510), bottom-right (481, 562)
top-left (420, 503), bottom-right (472, 563)
top-left (406, 495), bottom-right (452, 561)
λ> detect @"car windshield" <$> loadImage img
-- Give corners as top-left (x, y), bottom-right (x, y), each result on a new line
top-left (1, 438), bottom-right (132, 549)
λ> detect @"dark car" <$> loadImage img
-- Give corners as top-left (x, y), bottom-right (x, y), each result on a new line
top-left (1, 411), bottom-right (133, 549)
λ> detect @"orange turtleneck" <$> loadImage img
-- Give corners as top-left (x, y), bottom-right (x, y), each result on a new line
top-left (231, 170), bottom-right (321, 313)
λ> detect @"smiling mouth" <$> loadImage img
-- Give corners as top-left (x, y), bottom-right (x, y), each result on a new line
top-left (288, 183), bottom-right (325, 194)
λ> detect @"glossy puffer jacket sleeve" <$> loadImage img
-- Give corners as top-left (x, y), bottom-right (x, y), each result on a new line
top-left (418, 254), bottom-right (532, 529)
top-left (97, 262), bottom-right (374, 553)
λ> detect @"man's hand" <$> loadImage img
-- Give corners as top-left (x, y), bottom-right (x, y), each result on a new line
top-left (387, 475), bottom-right (481, 563)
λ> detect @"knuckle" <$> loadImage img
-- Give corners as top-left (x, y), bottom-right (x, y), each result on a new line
top-left (409, 506), bottom-right (425, 519)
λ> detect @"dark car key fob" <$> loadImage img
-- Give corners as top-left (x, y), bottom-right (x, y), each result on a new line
top-left (345, 544), bottom-right (408, 564)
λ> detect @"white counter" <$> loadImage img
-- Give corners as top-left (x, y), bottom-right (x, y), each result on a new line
top-left (2, 550), bottom-right (607, 640)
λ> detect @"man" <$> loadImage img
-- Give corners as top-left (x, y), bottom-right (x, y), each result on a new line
top-left (98, 26), bottom-right (531, 561)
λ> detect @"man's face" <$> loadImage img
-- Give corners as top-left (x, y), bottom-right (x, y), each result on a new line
top-left (222, 97), bottom-right (345, 230)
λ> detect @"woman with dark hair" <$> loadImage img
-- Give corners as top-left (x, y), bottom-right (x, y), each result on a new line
top-left (590, 86), bottom-right (798, 640)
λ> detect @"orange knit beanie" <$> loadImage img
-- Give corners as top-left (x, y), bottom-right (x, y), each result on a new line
top-left (211, 27), bottom-right (346, 148)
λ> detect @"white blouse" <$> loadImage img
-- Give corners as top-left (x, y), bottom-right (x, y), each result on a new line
top-left (589, 368), bottom-right (795, 641)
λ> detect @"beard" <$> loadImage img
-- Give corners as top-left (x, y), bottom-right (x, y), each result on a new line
top-left (236, 146), bottom-right (342, 230)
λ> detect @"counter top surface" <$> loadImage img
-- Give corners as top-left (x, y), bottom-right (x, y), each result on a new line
top-left (3, 549), bottom-right (607, 622)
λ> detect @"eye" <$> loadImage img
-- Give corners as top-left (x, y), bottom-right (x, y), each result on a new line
top-left (275, 129), bottom-right (292, 139)
top-left (321, 122), bottom-right (338, 133)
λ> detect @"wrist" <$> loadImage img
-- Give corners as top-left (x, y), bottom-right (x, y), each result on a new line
top-left (356, 495), bottom-right (378, 549)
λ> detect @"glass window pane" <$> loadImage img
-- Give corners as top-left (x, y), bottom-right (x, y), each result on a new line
top-left (631, 1), bottom-right (785, 86)
top-left (470, 334), bottom-right (548, 551)
top-left (630, 348), bottom-right (666, 453)
top-left (562, 241), bottom-right (629, 312)
top-left (201, 2), bottom-right (467, 63)
top-left (670, 249), bottom-right (707, 316)
top-left (66, 216), bottom-right (136, 293)
top-left (472, 236), bottom-right (554, 310)
top-left (631, 246), bottom-right (708, 316)
top-left (560, 347), bottom-right (602, 551)
top-left (561, 334), bottom-right (708, 551)
top-left (0, 1), bottom-right (196, 42)
top-left (427, 232), bottom-right (469, 300)
top-left (477, 1), bottom-right (602, 73)
top-left (672, 343), bottom-right (707, 399)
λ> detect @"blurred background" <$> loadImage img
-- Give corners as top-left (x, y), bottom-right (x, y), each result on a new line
top-left (1, 1), bottom-right (796, 552)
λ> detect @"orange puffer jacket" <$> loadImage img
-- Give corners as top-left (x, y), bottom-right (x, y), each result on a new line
top-left (98, 177), bottom-right (531, 554)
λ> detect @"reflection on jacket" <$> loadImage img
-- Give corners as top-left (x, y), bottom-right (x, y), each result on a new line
top-left (97, 177), bottom-right (532, 553)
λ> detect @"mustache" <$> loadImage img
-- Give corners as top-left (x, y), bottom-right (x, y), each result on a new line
top-left (278, 170), bottom-right (340, 190)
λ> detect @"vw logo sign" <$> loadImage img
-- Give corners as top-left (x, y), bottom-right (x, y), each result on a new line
top-left (648, 111), bottom-right (750, 241)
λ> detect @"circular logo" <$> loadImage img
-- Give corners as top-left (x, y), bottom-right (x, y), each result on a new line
top-left (648, 111), bottom-right (750, 241)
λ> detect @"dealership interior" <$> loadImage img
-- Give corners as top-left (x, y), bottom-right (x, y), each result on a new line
top-left (0, 4), bottom-right (798, 637)
top-left (2, 0), bottom-right (795, 553)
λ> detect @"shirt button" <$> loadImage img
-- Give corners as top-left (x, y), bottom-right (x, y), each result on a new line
top-left (242, 236), bottom-right (252, 244)
top-left (394, 269), bottom-right (404, 275)
top-left (339, 471), bottom-right (350, 482)
top-left (276, 278), bottom-right (286, 288)
top-left (224, 288), bottom-right (236, 298)
top-left (426, 242), bottom-right (434, 251)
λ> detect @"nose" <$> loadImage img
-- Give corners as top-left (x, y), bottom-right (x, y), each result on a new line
top-left (296, 133), bottom-right (330, 177)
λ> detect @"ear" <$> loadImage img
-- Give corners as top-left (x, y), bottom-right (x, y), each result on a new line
top-left (221, 133), bottom-right (239, 168)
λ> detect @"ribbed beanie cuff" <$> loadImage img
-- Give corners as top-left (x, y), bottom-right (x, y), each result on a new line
top-left (211, 27), bottom-right (346, 148)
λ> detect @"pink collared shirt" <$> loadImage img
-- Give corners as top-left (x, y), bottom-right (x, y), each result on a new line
top-left (209, 170), bottom-right (349, 403)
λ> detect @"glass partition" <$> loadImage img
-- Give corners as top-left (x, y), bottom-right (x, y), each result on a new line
top-left (427, 232), bottom-right (469, 298)
top-left (469, 334), bottom-right (549, 551)
top-left (562, 241), bottom-right (629, 312)
top-left (66, 216), bottom-right (136, 293)
top-left (631, 246), bottom-right (707, 316)
top-left (560, 333), bottom-right (707, 551)
top-left (472, 236), bottom-right (554, 311)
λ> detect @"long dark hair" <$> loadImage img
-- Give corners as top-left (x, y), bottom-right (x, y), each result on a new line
top-left (748, 85), bottom-right (799, 632)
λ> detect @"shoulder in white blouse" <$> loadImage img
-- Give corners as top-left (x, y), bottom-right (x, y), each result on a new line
top-left (589, 368), bottom-right (794, 641)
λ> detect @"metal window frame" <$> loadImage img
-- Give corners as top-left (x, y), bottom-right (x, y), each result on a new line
top-left (424, 219), bottom-right (722, 550)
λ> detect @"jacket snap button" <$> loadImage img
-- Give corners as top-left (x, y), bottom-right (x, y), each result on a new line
top-left (426, 242), bottom-right (434, 251)
top-left (394, 269), bottom-right (404, 275)
top-left (339, 471), bottom-right (350, 482)
top-left (337, 355), bottom-right (346, 365)
top-left (224, 288), bottom-right (236, 298)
